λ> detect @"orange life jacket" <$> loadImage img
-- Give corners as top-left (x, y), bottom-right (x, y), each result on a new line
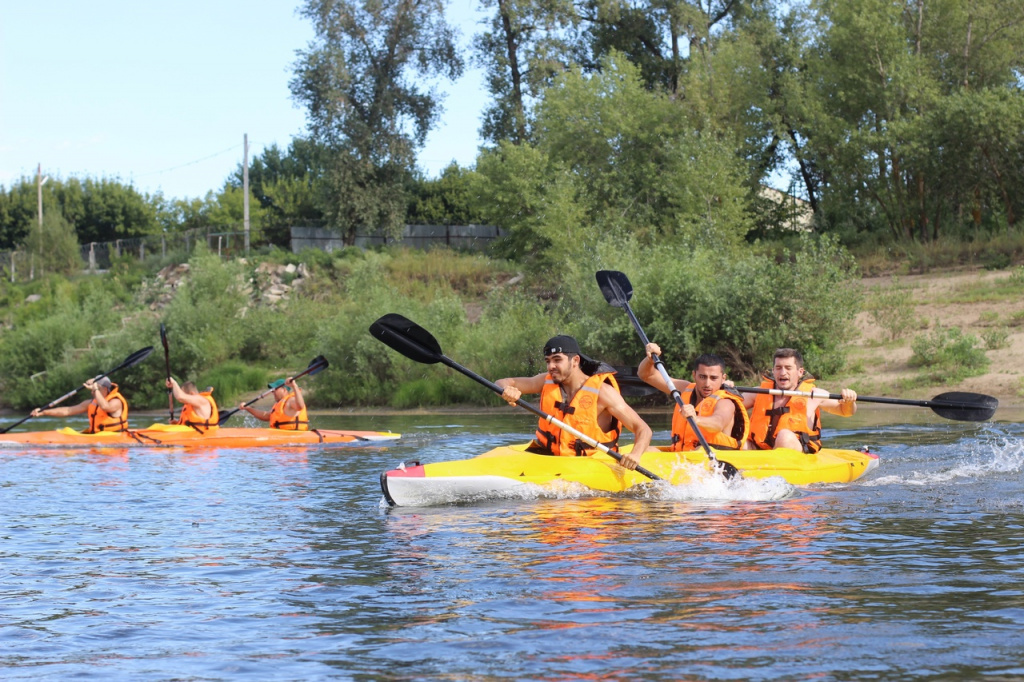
top-left (748, 375), bottom-right (822, 453)
top-left (532, 372), bottom-right (622, 457)
top-left (269, 395), bottom-right (309, 431)
top-left (671, 384), bottom-right (750, 451)
top-left (178, 389), bottom-right (219, 433)
top-left (86, 383), bottom-right (128, 433)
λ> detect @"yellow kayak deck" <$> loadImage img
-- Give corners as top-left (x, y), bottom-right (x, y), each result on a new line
top-left (381, 443), bottom-right (879, 506)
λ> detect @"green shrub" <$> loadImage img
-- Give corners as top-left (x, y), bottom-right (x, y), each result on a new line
top-left (909, 326), bottom-right (989, 384)
top-left (866, 277), bottom-right (918, 341)
top-left (198, 360), bottom-right (267, 407)
top-left (981, 327), bottom-right (1010, 350)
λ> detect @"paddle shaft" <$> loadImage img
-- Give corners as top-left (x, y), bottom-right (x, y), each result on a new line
top-left (611, 283), bottom-right (720, 461)
top-left (737, 386), bottom-right (967, 409)
top-left (161, 324), bottom-right (174, 422)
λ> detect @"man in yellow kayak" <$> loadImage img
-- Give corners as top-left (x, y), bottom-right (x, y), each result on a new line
top-left (30, 377), bottom-right (128, 433)
top-left (166, 378), bottom-right (219, 433)
top-left (496, 335), bottom-right (653, 470)
top-left (638, 342), bottom-right (749, 451)
top-left (741, 347), bottom-right (857, 453)
top-left (237, 377), bottom-right (309, 430)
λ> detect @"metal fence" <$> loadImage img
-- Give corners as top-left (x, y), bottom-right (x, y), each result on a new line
top-left (290, 224), bottom-right (504, 253)
top-left (0, 224), bottom-right (504, 283)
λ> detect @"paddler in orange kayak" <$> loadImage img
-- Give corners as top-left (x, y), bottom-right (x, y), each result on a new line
top-left (237, 377), bottom-right (309, 430)
top-left (30, 377), bottom-right (129, 433)
top-left (166, 378), bottom-right (219, 433)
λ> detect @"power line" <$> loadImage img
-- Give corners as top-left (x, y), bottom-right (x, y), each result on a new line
top-left (136, 143), bottom-right (246, 177)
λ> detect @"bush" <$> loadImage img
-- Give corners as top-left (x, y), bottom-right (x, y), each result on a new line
top-left (909, 326), bottom-right (989, 384)
top-left (866, 277), bottom-right (918, 341)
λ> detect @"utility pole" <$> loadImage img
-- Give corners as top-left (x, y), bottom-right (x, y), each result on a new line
top-left (243, 133), bottom-right (250, 256)
top-left (36, 163), bottom-right (47, 226)
top-left (34, 163), bottom-right (48, 281)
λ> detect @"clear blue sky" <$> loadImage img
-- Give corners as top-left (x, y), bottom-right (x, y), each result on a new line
top-left (0, 1), bottom-right (489, 201)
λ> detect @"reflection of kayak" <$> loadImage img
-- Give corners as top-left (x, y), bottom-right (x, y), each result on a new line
top-left (0, 424), bottom-right (401, 449)
top-left (380, 443), bottom-right (880, 506)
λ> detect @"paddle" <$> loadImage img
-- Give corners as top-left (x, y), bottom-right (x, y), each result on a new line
top-left (216, 355), bottom-right (329, 425)
top-left (369, 313), bottom-right (663, 481)
top-left (734, 386), bottom-right (998, 422)
top-left (0, 346), bottom-right (155, 434)
top-left (160, 323), bottom-right (175, 423)
top-left (596, 270), bottom-right (739, 479)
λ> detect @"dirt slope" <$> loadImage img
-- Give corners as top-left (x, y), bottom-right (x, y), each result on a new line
top-left (835, 268), bottom-right (1024, 407)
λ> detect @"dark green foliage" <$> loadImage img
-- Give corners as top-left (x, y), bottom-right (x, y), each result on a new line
top-left (909, 326), bottom-right (990, 385)
top-left (0, 176), bottom-right (159, 250)
top-left (199, 361), bottom-right (268, 407)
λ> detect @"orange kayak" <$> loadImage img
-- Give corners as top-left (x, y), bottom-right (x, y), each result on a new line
top-left (0, 423), bottom-right (401, 449)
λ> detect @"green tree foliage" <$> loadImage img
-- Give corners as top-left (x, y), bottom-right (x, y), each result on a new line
top-left (474, 0), bottom-right (578, 143)
top-left (407, 163), bottom-right (484, 225)
top-left (789, 0), bottom-right (1024, 242)
top-left (0, 176), bottom-right (159, 249)
top-left (230, 139), bottom-right (325, 246)
top-left (474, 52), bottom-right (750, 269)
top-left (20, 213), bottom-right (83, 277)
top-left (558, 233), bottom-right (861, 379)
top-left (290, 0), bottom-right (464, 244)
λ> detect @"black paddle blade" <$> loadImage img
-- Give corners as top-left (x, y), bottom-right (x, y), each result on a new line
top-left (160, 323), bottom-right (169, 350)
top-left (596, 270), bottom-right (633, 308)
top-left (369, 314), bottom-right (444, 365)
top-left (929, 392), bottom-right (999, 422)
top-left (111, 346), bottom-right (155, 374)
top-left (305, 355), bottom-right (329, 375)
top-left (612, 365), bottom-right (661, 398)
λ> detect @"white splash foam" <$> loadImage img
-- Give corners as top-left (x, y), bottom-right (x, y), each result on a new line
top-left (864, 438), bottom-right (1024, 487)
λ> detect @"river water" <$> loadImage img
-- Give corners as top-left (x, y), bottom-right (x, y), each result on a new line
top-left (2, 407), bottom-right (1023, 680)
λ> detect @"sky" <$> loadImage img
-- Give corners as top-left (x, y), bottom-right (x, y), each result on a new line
top-left (0, 1), bottom-right (490, 201)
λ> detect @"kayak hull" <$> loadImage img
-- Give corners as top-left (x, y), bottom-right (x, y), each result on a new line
top-left (381, 443), bottom-right (879, 506)
top-left (0, 424), bottom-right (401, 449)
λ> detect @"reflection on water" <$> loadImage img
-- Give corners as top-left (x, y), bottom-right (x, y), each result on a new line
top-left (0, 409), bottom-right (1022, 679)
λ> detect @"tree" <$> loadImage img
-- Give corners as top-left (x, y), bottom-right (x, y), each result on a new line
top-left (231, 139), bottom-right (325, 246)
top-left (20, 212), bottom-right (83, 277)
top-left (474, 0), bottom-right (577, 144)
top-left (290, 0), bottom-right (464, 244)
top-left (407, 163), bottom-right (484, 225)
top-left (474, 52), bottom-right (750, 269)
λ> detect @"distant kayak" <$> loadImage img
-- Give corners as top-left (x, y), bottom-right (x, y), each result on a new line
top-left (0, 424), bottom-right (401, 449)
top-left (381, 443), bottom-right (879, 506)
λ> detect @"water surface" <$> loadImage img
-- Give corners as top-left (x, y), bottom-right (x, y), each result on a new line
top-left (2, 408), bottom-right (1022, 680)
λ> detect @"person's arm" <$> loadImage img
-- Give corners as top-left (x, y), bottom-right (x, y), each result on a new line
top-left (167, 378), bottom-right (212, 420)
top-left (598, 383), bottom-right (653, 470)
top-left (31, 399), bottom-right (91, 418)
top-left (688, 396), bottom-right (735, 435)
top-left (817, 388), bottom-right (858, 417)
top-left (284, 378), bottom-right (305, 415)
top-left (239, 403), bottom-right (271, 422)
top-left (87, 384), bottom-right (122, 419)
top-left (637, 342), bottom-right (678, 395)
top-left (495, 373), bottom-right (547, 406)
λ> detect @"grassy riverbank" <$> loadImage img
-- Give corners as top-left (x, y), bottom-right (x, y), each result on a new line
top-left (1, 238), bottom-right (1022, 412)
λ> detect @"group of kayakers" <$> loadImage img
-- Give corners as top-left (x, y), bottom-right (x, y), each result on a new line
top-left (497, 335), bottom-right (857, 470)
top-left (31, 375), bottom-right (309, 434)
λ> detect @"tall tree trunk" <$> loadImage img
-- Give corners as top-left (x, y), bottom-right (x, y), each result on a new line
top-left (497, 0), bottom-right (527, 143)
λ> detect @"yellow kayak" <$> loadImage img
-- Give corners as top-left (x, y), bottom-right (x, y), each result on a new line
top-left (0, 423), bottom-right (401, 449)
top-left (381, 443), bottom-right (879, 506)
